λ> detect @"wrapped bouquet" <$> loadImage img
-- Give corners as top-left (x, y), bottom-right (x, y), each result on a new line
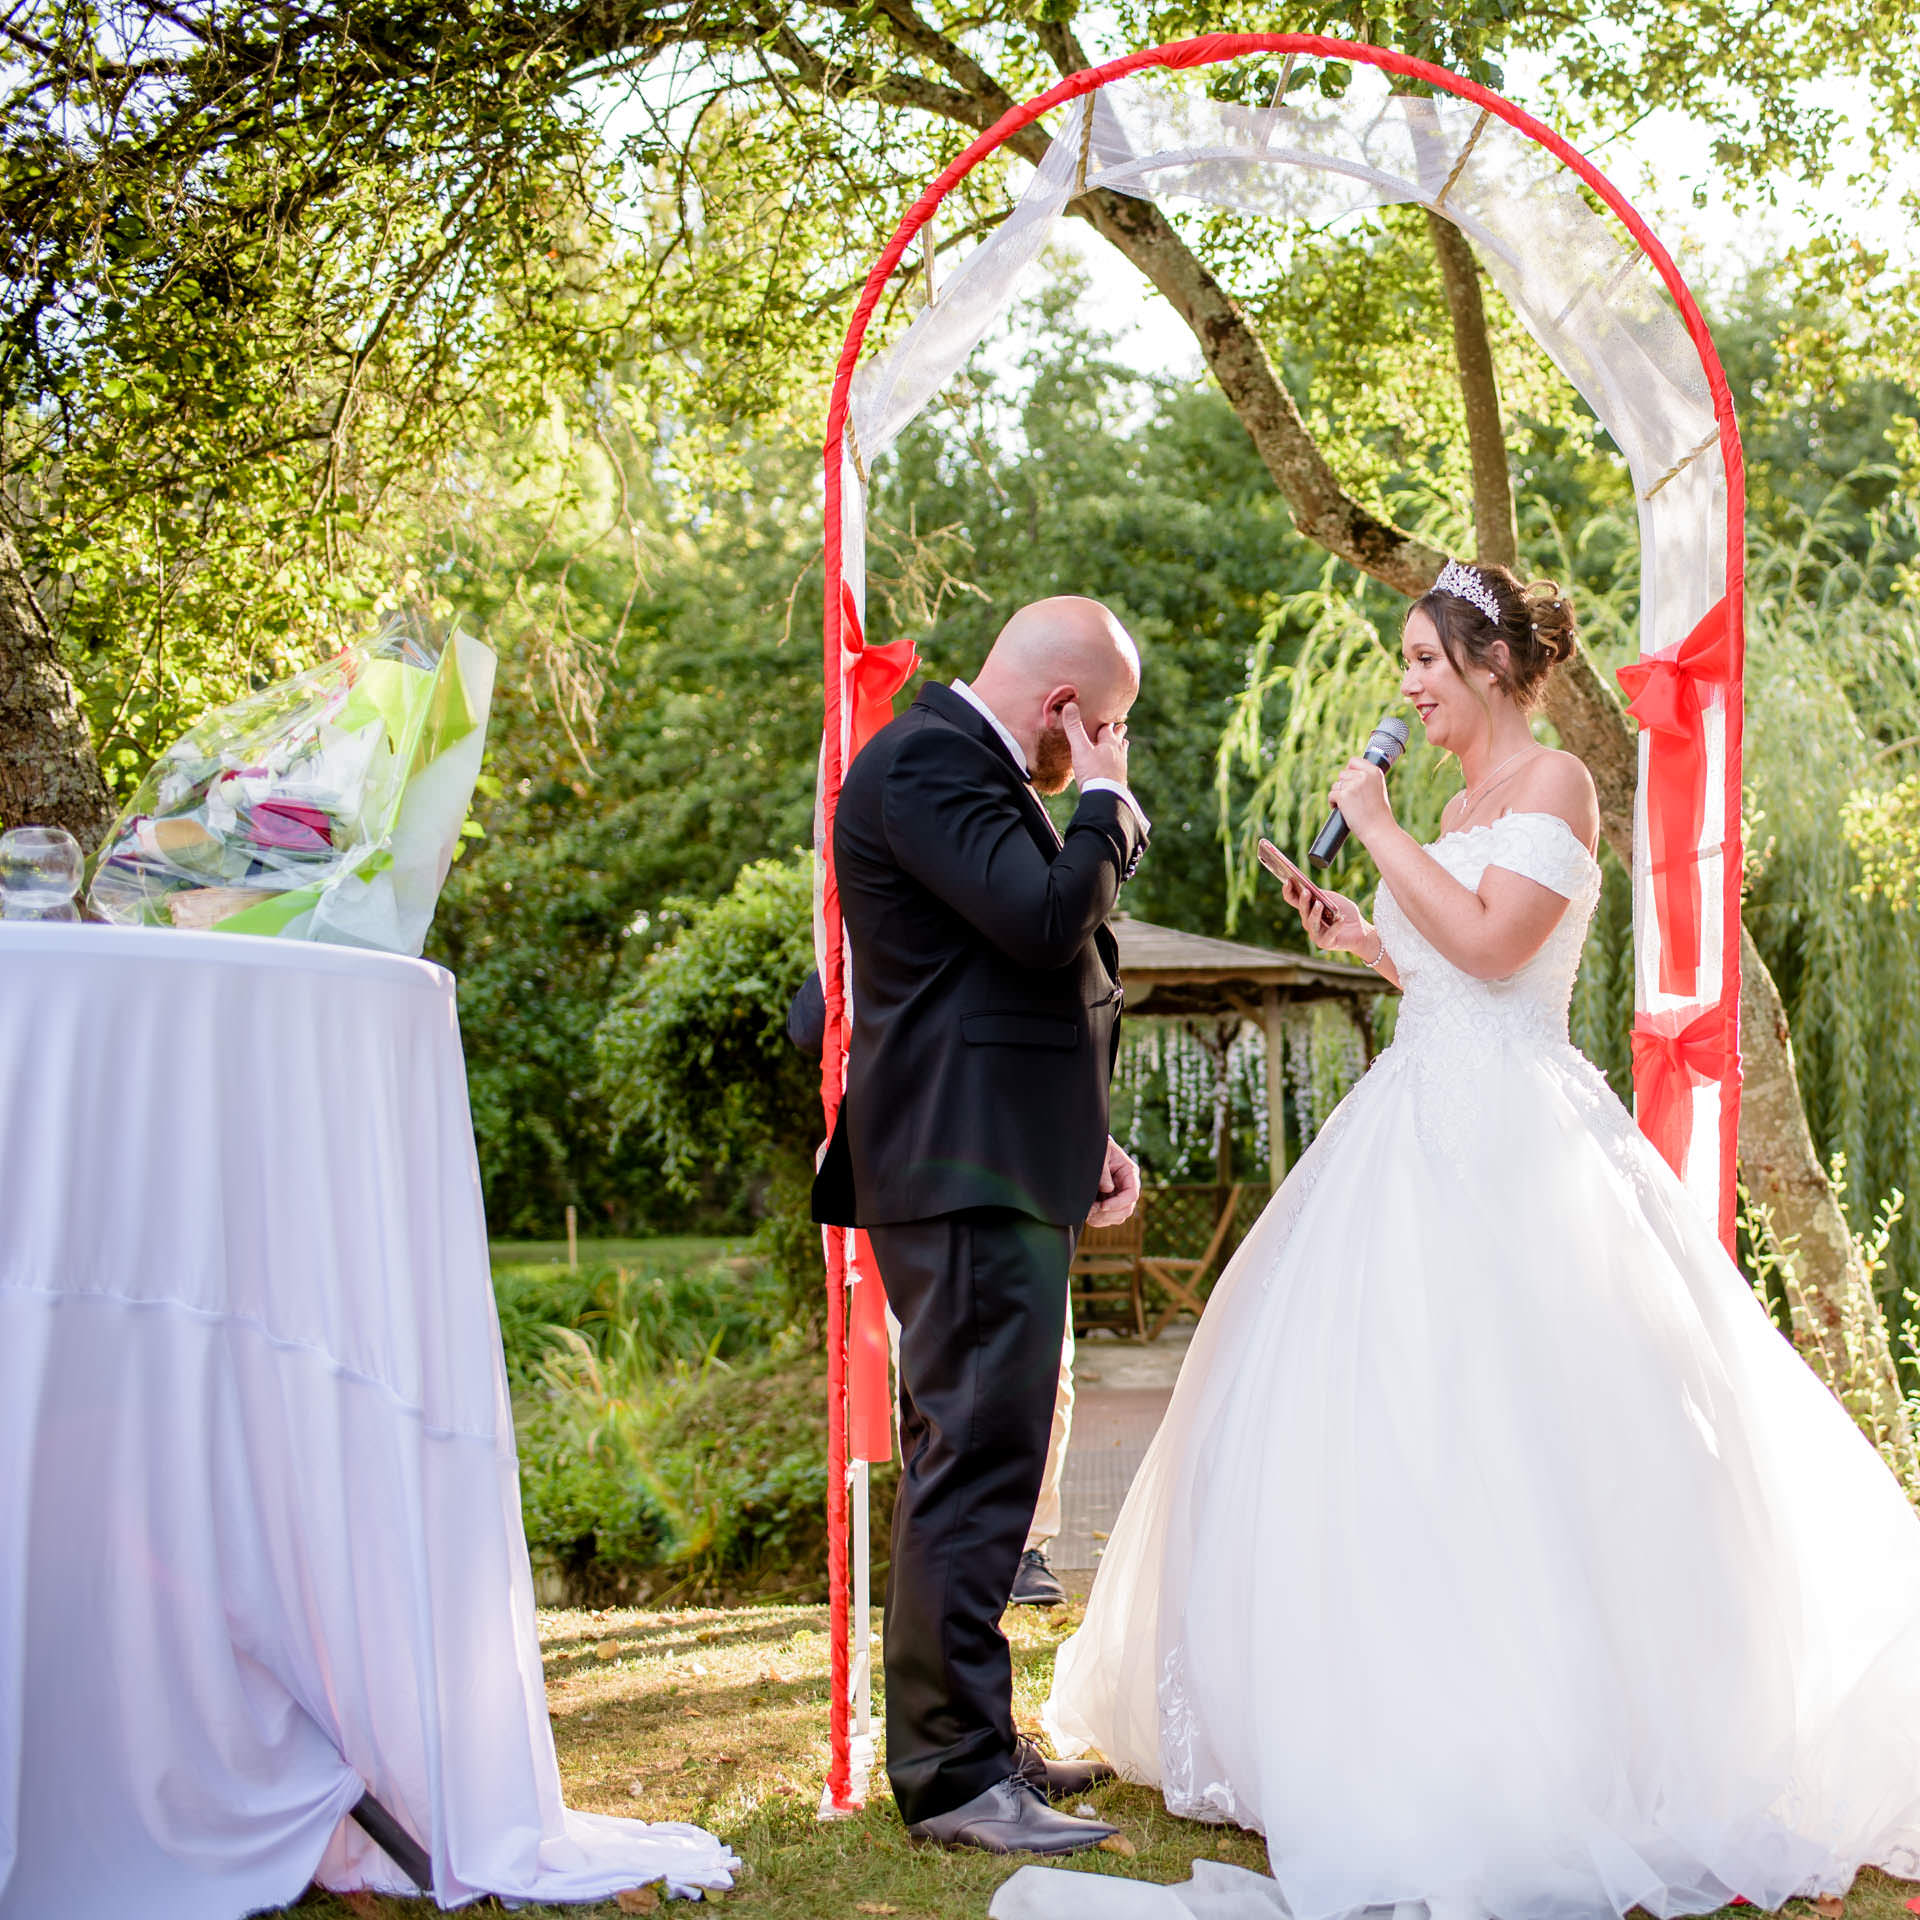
top-left (89, 618), bottom-right (496, 956)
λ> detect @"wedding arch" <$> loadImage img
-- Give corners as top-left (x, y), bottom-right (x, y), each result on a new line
top-left (811, 34), bottom-right (1747, 1810)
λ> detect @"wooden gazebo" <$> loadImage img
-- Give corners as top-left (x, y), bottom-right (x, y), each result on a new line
top-left (1112, 913), bottom-right (1389, 1192)
top-left (1070, 915), bottom-right (1391, 1338)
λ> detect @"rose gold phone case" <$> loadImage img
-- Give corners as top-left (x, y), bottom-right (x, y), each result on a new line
top-left (1257, 840), bottom-right (1335, 920)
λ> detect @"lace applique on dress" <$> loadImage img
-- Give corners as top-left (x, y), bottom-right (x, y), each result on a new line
top-left (1158, 1643), bottom-right (1242, 1827)
top-left (1370, 812), bottom-right (1602, 1168)
top-left (1475, 808), bottom-right (1599, 900)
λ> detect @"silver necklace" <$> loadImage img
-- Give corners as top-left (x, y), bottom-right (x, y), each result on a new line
top-left (1455, 743), bottom-right (1539, 821)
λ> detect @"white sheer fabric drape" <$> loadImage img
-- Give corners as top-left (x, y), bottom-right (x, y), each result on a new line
top-left (837, 65), bottom-right (1732, 1221)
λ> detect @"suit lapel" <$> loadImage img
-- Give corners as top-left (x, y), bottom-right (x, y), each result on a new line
top-left (1022, 788), bottom-right (1066, 852)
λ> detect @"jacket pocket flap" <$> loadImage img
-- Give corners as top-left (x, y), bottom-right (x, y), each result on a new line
top-left (961, 1012), bottom-right (1079, 1049)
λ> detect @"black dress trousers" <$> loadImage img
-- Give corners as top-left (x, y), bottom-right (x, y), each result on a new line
top-left (865, 1207), bottom-right (1074, 1827)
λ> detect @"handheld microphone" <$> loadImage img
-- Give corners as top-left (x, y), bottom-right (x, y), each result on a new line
top-left (1308, 715), bottom-right (1411, 869)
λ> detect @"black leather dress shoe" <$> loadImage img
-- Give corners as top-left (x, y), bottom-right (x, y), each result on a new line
top-left (1009, 1546), bottom-right (1067, 1607)
top-left (1015, 1735), bottom-right (1118, 1801)
top-left (905, 1777), bottom-right (1119, 1854)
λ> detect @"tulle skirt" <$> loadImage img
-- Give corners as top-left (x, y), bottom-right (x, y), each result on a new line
top-left (1035, 1035), bottom-right (1920, 1920)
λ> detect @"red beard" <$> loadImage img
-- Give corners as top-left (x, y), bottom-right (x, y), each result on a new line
top-left (1032, 724), bottom-right (1074, 794)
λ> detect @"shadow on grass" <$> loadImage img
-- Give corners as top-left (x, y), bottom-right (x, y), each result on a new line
top-left (282, 1603), bottom-right (1920, 1920)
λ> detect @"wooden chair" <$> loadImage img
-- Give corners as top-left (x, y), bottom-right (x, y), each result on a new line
top-left (1071, 1211), bottom-right (1148, 1340)
top-left (1141, 1183), bottom-right (1243, 1340)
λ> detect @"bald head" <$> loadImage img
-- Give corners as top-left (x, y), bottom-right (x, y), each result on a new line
top-left (971, 596), bottom-right (1141, 794)
top-left (984, 596), bottom-right (1139, 706)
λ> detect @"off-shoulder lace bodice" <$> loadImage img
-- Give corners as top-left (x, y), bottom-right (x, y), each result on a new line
top-left (1374, 810), bottom-right (1602, 1058)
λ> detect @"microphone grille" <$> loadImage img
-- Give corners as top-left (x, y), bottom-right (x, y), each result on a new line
top-left (1369, 715), bottom-right (1412, 767)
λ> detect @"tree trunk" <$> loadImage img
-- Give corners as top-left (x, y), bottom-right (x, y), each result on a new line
top-left (1739, 920), bottom-right (1919, 1480)
top-left (1425, 210), bottom-right (1519, 571)
top-left (0, 527), bottom-right (113, 848)
top-left (1417, 209), bottom-right (1915, 1468)
top-left (1072, 185), bottom-right (1449, 593)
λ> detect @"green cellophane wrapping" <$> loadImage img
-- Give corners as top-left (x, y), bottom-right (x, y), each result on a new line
top-left (88, 619), bottom-right (496, 956)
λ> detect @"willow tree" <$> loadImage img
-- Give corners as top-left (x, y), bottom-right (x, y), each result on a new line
top-left (3, 0), bottom-right (1917, 1412)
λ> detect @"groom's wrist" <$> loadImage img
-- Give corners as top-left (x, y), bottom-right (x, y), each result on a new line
top-left (1080, 778), bottom-right (1151, 841)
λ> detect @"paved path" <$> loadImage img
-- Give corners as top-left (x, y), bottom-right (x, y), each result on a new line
top-left (1051, 1328), bottom-right (1192, 1583)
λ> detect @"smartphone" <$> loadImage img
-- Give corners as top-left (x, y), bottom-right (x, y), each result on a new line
top-left (1258, 839), bottom-right (1337, 925)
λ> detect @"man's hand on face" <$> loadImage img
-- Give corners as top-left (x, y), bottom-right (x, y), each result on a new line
top-left (1062, 700), bottom-right (1129, 790)
top-left (1085, 1136), bottom-right (1141, 1229)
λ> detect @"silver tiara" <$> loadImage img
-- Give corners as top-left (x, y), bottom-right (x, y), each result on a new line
top-left (1433, 559), bottom-right (1502, 626)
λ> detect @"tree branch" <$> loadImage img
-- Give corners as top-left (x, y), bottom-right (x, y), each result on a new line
top-left (1425, 209), bottom-right (1518, 569)
top-left (1070, 185), bottom-right (1446, 593)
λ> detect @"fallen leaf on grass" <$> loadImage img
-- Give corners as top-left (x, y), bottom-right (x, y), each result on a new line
top-left (855, 1905), bottom-right (900, 1914)
top-left (340, 1894), bottom-right (381, 1919)
top-left (595, 1641), bottom-right (621, 1661)
top-left (1098, 1835), bottom-right (1137, 1857)
top-left (713, 1753), bottom-right (739, 1765)
top-left (614, 1885), bottom-right (660, 1913)
top-left (1813, 1900), bottom-right (1845, 1919)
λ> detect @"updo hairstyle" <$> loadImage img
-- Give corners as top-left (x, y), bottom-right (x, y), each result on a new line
top-left (1414, 560), bottom-right (1577, 710)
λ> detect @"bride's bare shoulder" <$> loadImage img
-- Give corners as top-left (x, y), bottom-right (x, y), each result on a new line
top-left (1513, 750), bottom-right (1600, 851)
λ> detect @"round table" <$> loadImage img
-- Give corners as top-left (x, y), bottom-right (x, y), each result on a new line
top-left (0, 925), bottom-right (736, 1918)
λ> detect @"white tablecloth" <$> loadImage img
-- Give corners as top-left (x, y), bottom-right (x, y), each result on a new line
top-left (0, 926), bottom-right (738, 1916)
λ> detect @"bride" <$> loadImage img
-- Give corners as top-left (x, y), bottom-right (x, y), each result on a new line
top-left (994, 560), bottom-right (1920, 1920)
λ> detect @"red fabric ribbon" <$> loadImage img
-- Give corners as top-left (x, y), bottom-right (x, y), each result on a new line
top-left (842, 582), bottom-right (921, 760)
top-left (836, 579), bottom-right (908, 1462)
top-left (848, 1230), bottom-right (893, 1464)
top-left (1616, 598), bottom-right (1733, 997)
top-left (1631, 1006), bottom-right (1731, 1179)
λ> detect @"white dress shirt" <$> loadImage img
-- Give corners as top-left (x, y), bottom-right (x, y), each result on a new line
top-left (949, 679), bottom-right (1151, 842)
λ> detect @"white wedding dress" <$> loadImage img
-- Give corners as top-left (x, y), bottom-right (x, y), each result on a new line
top-left (995, 812), bottom-right (1920, 1920)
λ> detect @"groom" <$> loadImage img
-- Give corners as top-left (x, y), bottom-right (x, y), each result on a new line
top-left (813, 595), bottom-right (1148, 1855)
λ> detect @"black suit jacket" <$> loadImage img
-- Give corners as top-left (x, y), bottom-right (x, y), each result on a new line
top-left (811, 682), bottom-right (1145, 1229)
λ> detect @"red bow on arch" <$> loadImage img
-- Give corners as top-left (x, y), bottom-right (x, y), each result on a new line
top-left (842, 583), bottom-right (921, 760)
top-left (848, 1230), bottom-right (893, 1464)
top-left (1630, 1005), bottom-right (1731, 1178)
top-left (1616, 597), bottom-right (1733, 997)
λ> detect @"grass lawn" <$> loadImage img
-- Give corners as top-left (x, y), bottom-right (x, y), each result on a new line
top-left (283, 1599), bottom-right (1920, 1920)
top-left (489, 1235), bottom-right (748, 1274)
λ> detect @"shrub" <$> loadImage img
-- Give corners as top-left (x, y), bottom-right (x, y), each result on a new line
top-left (500, 1251), bottom-right (891, 1603)
top-left (592, 852), bottom-right (823, 1315)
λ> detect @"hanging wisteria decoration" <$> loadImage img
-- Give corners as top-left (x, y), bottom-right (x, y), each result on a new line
top-left (1286, 1015), bottom-right (1320, 1145)
top-left (1113, 1022), bottom-right (1221, 1177)
top-left (1227, 1025), bottom-right (1269, 1169)
top-left (1166, 1024), bottom-right (1211, 1166)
